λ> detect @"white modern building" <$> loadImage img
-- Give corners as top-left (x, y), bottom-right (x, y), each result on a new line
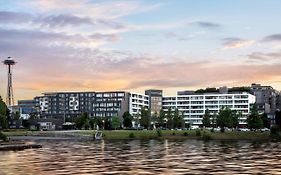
top-left (129, 92), bottom-right (149, 116)
top-left (162, 92), bottom-right (256, 126)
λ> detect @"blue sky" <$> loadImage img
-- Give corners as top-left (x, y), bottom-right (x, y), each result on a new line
top-left (0, 0), bottom-right (281, 101)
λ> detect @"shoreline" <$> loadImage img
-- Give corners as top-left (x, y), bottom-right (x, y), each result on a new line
top-left (3, 130), bottom-right (273, 142)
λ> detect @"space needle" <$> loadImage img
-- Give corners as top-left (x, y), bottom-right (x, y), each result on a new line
top-left (2, 57), bottom-right (16, 106)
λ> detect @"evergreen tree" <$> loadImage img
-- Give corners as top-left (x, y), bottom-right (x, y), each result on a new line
top-left (261, 113), bottom-right (270, 128)
top-left (179, 112), bottom-right (185, 128)
top-left (216, 107), bottom-right (232, 132)
top-left (202, 109), bottom-right (211, 127)
top-left (173, 108), bottom-right (180, 128)
top-left (229, 110), bottom-right (239, 129)
top-left (247, 104), bottom-right (263, 130)
top-left (140, 107), bottom-right (150, 129)
top-left (122, 111), bottom-right (133, 128)
top-left (0, 96), bottom-right (8, 129)
top-left (74, 112), bottom-right (89, 129)
top-left (166, 107), bottom-right (173, 129)
top-left (158, 109), bottom-right (165, 128)
top-left (211, 114), bottom-right (217, 128)
top-left (275, 110), bottom-right (281, 128)
top-left (111, 116), bottom-right (120, 130)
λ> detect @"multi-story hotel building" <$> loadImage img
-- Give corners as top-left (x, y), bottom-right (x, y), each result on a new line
top-left (129, 92), bottom-right (149, 116)
top-left (162, 92), bottom-right (256, 126)
top-left (28, 88), bottom-right (256, 127)
top-left (35, 91), bottom-right (130, 120)
top-left (145, 89), bottom-right (163, 116)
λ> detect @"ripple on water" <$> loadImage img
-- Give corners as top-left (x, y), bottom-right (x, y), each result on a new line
top-left (1, 140), bottom-right (281, 175)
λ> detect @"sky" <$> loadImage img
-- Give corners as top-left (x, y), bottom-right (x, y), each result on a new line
top-left (1, 0), bottom-right (281, 102)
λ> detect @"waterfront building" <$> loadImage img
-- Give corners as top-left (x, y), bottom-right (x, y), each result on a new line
top-left (93, 91), bottom-right (129, 118)
top-left (162, 92), bottom-right (256, 126)
top-left (29, 84), bottom-right (281, 127)
top-left (35, 92), bottom-right (95, 120)
top-left (145, 89), bottom-right (163, 116)
top-left (250, 83), bottom-right (279, 114)
top-left (35, 91), bottom-right (129, 120)
top-left (18, 100), bottom-right (37, 119)
top-left (129, 92), bottom-right (149, 116)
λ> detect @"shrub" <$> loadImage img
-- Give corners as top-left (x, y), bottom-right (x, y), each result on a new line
top-left (156, 129), bottom-right (162, 137)
top-left (0, 132), bottom-right (8, 142)
top-left (202, 132), bottom-right (211, 141)
top-left (129, 132), bottom-right (135, 139)
top-left (183, 132), bottom-right (188, 136)
top-left (270, 125), bottom-right (281, 140)
top-left (196, 129), bottom-right (201, 136)
top-left (270, 125), bottom-right (279, 135)
top-left (211, 128), bottom-right (214, 132)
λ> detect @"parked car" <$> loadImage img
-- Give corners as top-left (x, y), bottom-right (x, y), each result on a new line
top-left (260, 128), bottom-right (270, 132)
top-left (190, 125), bottom-right (199, 130)
top-left (214, 127), bottom-right (221, 131)
top-left (238, 128), bottom-right (250, 131)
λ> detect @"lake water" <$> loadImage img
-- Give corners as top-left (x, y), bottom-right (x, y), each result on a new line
top-left (0, 139), bottom-right (281, 175)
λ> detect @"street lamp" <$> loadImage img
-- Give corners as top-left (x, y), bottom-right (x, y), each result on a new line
top-left (102, 119), bottom-right (105, 130)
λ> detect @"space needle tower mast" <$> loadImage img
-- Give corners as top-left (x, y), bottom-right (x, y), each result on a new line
top-left (2, 57), bottom-right (16, 106)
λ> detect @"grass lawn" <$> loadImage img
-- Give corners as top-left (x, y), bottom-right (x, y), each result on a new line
top-left (2, 129), bottom-right (271, 141)
top-left (57, 129), bottom-right (271, 140)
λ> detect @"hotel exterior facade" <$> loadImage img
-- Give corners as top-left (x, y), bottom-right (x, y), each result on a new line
top-left (34, 91), bottom-right (130, 120)
top-left (162, 92), bottom-right (256, 126)
top-left (34, 91), bottom-right (153, 119)
top-left (32, 89), bottom-right (256, 126)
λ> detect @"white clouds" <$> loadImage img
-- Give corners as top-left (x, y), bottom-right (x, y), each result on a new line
top-left (221, 38), bottom-right (255, 50)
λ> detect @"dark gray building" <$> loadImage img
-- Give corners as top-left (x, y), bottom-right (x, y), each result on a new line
top-left (250, 83), bottom-right (278, 114)
top-left (18, 99), bottom-right (37, 119)
top-left (145, 89), bottom-right (163, 115)
top-left (93, 91), bottom-right (129, 118)
top-left (34, 91), bottom-right (129, 121)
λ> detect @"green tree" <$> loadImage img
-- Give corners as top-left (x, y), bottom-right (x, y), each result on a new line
top-left (89, 117), bottom-right (103, 130)
top-left (247, 104), bottom-right (263, 130)
top-left (89, 118), bottom-right (95, 130)
top-left (173, 108), bottom-right (180, 128)
top-left (13, 111), bottom-right (20, 121)
top-left (166, 107), bottom-right (173, 129)
top-left (230, 111), bottom-right (240, 129)
top-left (261, 113), bottom-right (270, 128)
top-left (275, 111), bottom-right (281, 128)
top-left (74, 112), bottom-right (89, 129)
top-left (202, 109), bottom-right (211, 127)
top-left (29, 112), bottom-right (39, 120)
top-left (158, 109), bottom-right (165, 128)
top-left (104, 116), bottom-right (112, 130)
top-left (84, 118), bottom-right (90, 130)
top-left (122, 111), bottom-right (132, 128)
top-left (140, 108), bottom-right (150, 129)
top-left (211, 114), bottom-right (217, 128)
top-left (216, 107), bottom-right (233, 132)
top-left (111, 116), bottom-right (120, 130)
top-left (179, 112), bottom-right (185, 128)
top-left (0, 96), bottom-right (8, 129)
